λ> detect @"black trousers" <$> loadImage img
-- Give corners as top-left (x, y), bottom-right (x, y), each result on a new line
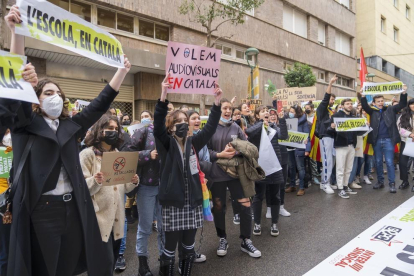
top-left (103, 232), bottom-right (122, 274)
top-left (0, 217), bottom-right (10, 276)
top-left (280, 164), bottom-right (288, 205)
top-left (400, 142), bottom-right (410, 182)
top-left (253, 180), bottom-right (280, 225)
top-left (164, 229), bottom-right (197, 258)
top-left (211, 180), bottom-right (251, 240)
top-left (30, 199), bottom-right (83, 276)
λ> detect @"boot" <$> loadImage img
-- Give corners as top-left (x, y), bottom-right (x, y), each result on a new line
top-left (389, 183), bottom-right (396, 194)
top-left (132, 205), bottom-right (139, 219)
top-left (159, 255), bottom-right (175, 276)
top-left (126, 208), bottom-right (137, 224)
top-left (373, 182), bottom-right (384, 189)
top-left (399, 181), bottom-right (409, 189)
top-left (181, 253), bottom-right (195, 276)
top-left (138, 256), bottom-right (153, 276)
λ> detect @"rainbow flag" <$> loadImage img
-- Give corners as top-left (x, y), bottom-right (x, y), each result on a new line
top-left (202, 180), bottom-right (213, 221)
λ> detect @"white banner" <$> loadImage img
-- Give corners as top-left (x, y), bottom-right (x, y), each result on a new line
top-left (279, 130), bottom-right (308, 149)
top-left (258, 125), bottom-right (281, 176)
top-left (16, 0), bottom-right (125, 68)
top-left (305, 196), bottom-right (414, 276)
top-left (75, 99), bottom-right (90, 111)
top-left (286, 118), bottom-right (298, 131)
top-left (0, 50), bottom-right (39, 104)
top-left (127, 123), bottom-right (150, 137)
top-left (334, 117), bottom-right (369, 132)
top-left (362, 81), bottom-right (404, 95)
top-left (402, 138), bottom-right (414, 158)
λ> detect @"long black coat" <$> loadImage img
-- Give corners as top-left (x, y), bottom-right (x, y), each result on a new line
top-left (0, 84), bottom-right (117, 276)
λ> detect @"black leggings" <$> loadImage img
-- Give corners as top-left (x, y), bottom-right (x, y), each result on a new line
top-left (253, 182), bottom-right (281, 224)
top-left (400, 142), bottom-right (410, 182)
top-left (163, 229), bottom-right (197, 258)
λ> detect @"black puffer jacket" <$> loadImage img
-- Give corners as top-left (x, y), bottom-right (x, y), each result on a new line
top-left (361, 93), bottom-right (407, 146)
top-left (154, 99), bottom-right (221, 208)
top-left (245, 119), bottom-right (288, 185)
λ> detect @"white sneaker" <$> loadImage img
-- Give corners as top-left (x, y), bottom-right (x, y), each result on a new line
top-left (279, 205), bottom-right (291, 217)
top-left (355, 175), bottom-right (361, 184)
top-left (350, 182), bottom-right (362, 189)
top-left (322, 184), bottom-right (335, 194)
top-left (363, 175), bottom-right (372, 185)
top-left (330, 184), bottom-right (338, 190)
top-left (266, 207), bottom-right (271, 219)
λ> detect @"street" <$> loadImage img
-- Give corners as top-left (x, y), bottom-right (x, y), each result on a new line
top-left (110, 173), bottom-right (414, 276)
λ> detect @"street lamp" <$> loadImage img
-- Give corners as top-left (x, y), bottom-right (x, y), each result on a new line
top-left (245, 47), bottom-right (259, 99)
top-left (367, 73), bottom-right (375, 82)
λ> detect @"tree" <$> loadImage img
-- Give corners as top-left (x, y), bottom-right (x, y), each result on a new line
top-left (179, 0), bottom-right (265, 114)
top-left (284, 62), bottom-right (317, 88)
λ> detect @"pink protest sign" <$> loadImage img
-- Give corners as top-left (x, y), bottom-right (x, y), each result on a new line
top-left (166, 41), bottom-right (221, 95)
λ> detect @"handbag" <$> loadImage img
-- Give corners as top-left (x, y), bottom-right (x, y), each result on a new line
top-left (193, 147), bottom-right (213, 221)
top-left (1, 135), bottom-right (35, 224)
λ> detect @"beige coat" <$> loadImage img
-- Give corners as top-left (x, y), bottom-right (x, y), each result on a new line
top-left (80, 147), bottom-right (138, 242)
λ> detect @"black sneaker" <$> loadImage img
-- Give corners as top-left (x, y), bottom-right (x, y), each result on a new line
top-left (217, 238), bottom-right (229, 257)
top-left (241, 239), bottom-right (261, 258)
top-left (271, 224), bottom-right (279, 237)
top-left (373, 182), bottom-right (385, 189)
top-left (338, 190), bottom-right (349, 199)
top-left (233, 214), bottom-right (240, 225)
top-left (152, 222), bottom-right (158, 232)
top-left (344, 187), bottom-right (357, 195)
top-left (115, 255), bottom-right (126, 271)
top-left (253, 223), bottom-right (261, 236)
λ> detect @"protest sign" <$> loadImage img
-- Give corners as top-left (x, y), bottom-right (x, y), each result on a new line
top-left (334, 118), bottom-right (369, 132)
top-left (0, 147), bottom-right (13, 178)
top-left (258, 126), bottom-right (281, 176)
top-left (286, 118), bottom-right (298, 131)
top-left (75, 99), bottom-right (90, 111)
top-left (279, 131), bottom-right (308, 149)
top-left (200, 116), bottom-right (208, 129)
top-left (101, 151), bottom-right (138, 186)
top-left (16, 0), bottom-right (124, 68)
top-left (362, 81), bottom-right (404, 95)
top-left (165, 41), bottom-right (221, 95)
top-left (127, 123), bottom-right (149, 137)
top-left (402, 138), bottom-right (414, 158)
top-left (274, 87), bottom-right (316, 107)
top-left (0, 50), bottom-right (39, 104)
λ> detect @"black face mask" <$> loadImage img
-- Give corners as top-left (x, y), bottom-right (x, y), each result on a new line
top-left (123, 120), bottom-right (131, 125)
top-left (305, 109), bottom-right (311, 114)
top-left (103, 131), bottom-right (119, 145)
top-left (174, 123), bottom-right (189, 138)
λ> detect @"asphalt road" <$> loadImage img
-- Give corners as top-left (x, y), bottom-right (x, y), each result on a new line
top-left (88, 171), bottom-right (414, 276)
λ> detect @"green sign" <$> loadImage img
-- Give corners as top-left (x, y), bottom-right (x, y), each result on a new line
top-left (0, 147), bottom-right (12, 178)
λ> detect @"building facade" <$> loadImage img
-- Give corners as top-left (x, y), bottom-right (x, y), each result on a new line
top-left (357, 0), bottom-right (414, 96)
top-left (1, 0), bottom-right (357, 118)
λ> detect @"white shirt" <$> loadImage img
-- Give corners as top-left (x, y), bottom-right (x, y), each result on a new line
top-left (42, 117), bottom-right (73, 195)
top-left (307, 114), bottom-right (315, 124)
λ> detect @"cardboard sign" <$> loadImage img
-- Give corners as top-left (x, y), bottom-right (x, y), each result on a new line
top-left (0, 147), bottom-right (13, 178)
top-left (274, 87), bottom-right (316, 107)
top-left (334, 118), bottom-right (369, 132)
top-left (16, 0), bottom-right (125, 68)
top-left (101, 151), bottom-right (138, 186)
top-left (362, 81), bottom-right (404, 95)
top-left (0, 50), bottom-right (39, 104)
top-left (75, 99), bottom-right (90, 111)
top-left (402, 138), bottom-right (414, 158)
top-left (279, 131), bottom-right (309, 149)
top-left (165, 41), bottom-right (221, 95)
top-left (286, 118), bottom-right (298, 131)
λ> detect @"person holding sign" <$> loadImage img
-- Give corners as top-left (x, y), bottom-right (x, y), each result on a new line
top-left (1, 6), bottom-right (132, 276)
top-left (245, 105), bottom-right (287, 237)
top-left (396, 98), bottom-right (414, 192)
top-left (327, 99), bottom-right (366, 199)
top-left (80, 115), bottom-right (139, 274)
top-left (154, 74), bottom-right (222, 276)
top-left (360, 84), bottom-right (407, 193)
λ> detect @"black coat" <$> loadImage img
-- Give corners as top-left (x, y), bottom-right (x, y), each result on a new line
top-left (154, 100), bottom-right (221, 208)
top-left (316, 92), bottom-right (334, 138)
top-left (0, 84), bottom-right (117, 276)
top-left (361, 93), bottom-right (407, 146)
top-left (245, 119), bottom-right (288, 185)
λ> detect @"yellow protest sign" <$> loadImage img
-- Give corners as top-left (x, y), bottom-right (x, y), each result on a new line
top-left (362, 81), bottom-right (404, 95)
top-left (274, 87), bottom-right (316, 107)
top-left (200, 116), bottom-right (208, 129)
top-left (333, 118), bottom-right (369, 132)
top-left (16, 0), bottom-right (124, 68)
top-left (0, 50), bottom-right (39, 104)
top-left (279, 131), bottom-right (309, 149)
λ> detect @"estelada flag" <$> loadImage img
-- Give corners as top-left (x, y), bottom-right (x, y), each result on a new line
top-left (310, 114), bottom-right (321, 162)
top-left (363, 113), bottom-right (374, 156)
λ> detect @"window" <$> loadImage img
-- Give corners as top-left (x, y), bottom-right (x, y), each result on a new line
top-left (394, 26), bottom-right (399, 42)
top-left (222, 46), bottom-right (232, 56)
top-left (394, 0), bottom-right (399, 9)
top-left (336, 76), bottom-right (351, 87)
top-left (337, 0), bottom-right (350, 9)
top-left (138, 20), bottom-right (169, 41)
top-left (318, 71), bottom-right (326, 81)
top-left (318, 22), bottom-right (326, 46)
top-left (217, 0), bottom-right (254, 16)
top-left (335, 31), bottom-right (351, 56)
top-left (236, 50), bottom-right (245, 60)
top-left (139, 20), bottom-right (154, 38)
top-left (284, 62), bottom-right (293, 71)
top-left (283, 5), bottom-right (308, 39)
top-left (117, 14), bottom-right (134, 33)
top-left (97, 8), bottom-right (116, 29)
top-left (381, 16), bottom-right (386, 33)
top-left (215, 44), bottom-right (254, 62)
top-left (382, 59), bottom-right (388, 72)
top-left (407, 5), bottom-right (411, 20)
top-left (70, 1), bottom-right (91, 22)
top-left (49, 0), bottom-right (69, 10)
top-left (155, 24), bottom-right (169, 41)
top-left (395, 66), bottom-right (401, 78)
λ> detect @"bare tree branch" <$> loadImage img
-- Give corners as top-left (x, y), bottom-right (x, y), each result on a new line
top-left (211, 34), bottom-right (234, 47)
top-left (211, 18), bottom-right (238, 33)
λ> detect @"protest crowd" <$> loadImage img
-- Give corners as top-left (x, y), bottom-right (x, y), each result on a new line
top-left (0, 3), bottom-right (414, 276)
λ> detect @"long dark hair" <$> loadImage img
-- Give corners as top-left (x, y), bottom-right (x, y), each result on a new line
top-left (290, 105), bottom-right (304, 118)
top-left (399, 98), bottom-right (414, 131)
top-left (84, 115), bottom-right (124, 152)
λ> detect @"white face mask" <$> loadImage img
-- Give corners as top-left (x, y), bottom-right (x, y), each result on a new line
top-left (41, 94), bottom-right (63, 119)
top-left (2, 133), bottom-right (11, 147)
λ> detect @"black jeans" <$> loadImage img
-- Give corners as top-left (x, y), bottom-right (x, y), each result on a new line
top-left (0, 217), bottom-right (10, 276)
top-left (280, 164), bottom-right (288, 205)
top-left (30, 199), bottom-right (83, 276)
top-left (253, 178), bottom-right (280, 224)
top-left (103, 232), bottom-right (122, 274)
top-left (164, 229), bottom-right (197, 258)
top-left (211, 180), bottom-right (251, 240)
top-left (400, 142), bottom-right (410, 182)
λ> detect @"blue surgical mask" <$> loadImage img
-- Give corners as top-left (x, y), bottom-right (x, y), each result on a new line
top-left (220, 117), bottom-right (231, 123)
top-left (288, 113), bottom-right (295, 119)
top-left (193, 129), bottom-right (200, 135)
top-left (141, 118), bottom-right (152, 124)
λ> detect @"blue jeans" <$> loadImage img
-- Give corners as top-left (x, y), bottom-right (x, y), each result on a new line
top-left (348, 157), bottom-right (364, 184)
top-left (288, 151), bottom-right (306, 189)
top-left (136, 185), bottom-right (163, 257)
top-left (364, 154), bottom-right (373, 176)
top-left (119, 195), bottom-right (128, 255)
top-left (373, 138), bottom-right (395, 184)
